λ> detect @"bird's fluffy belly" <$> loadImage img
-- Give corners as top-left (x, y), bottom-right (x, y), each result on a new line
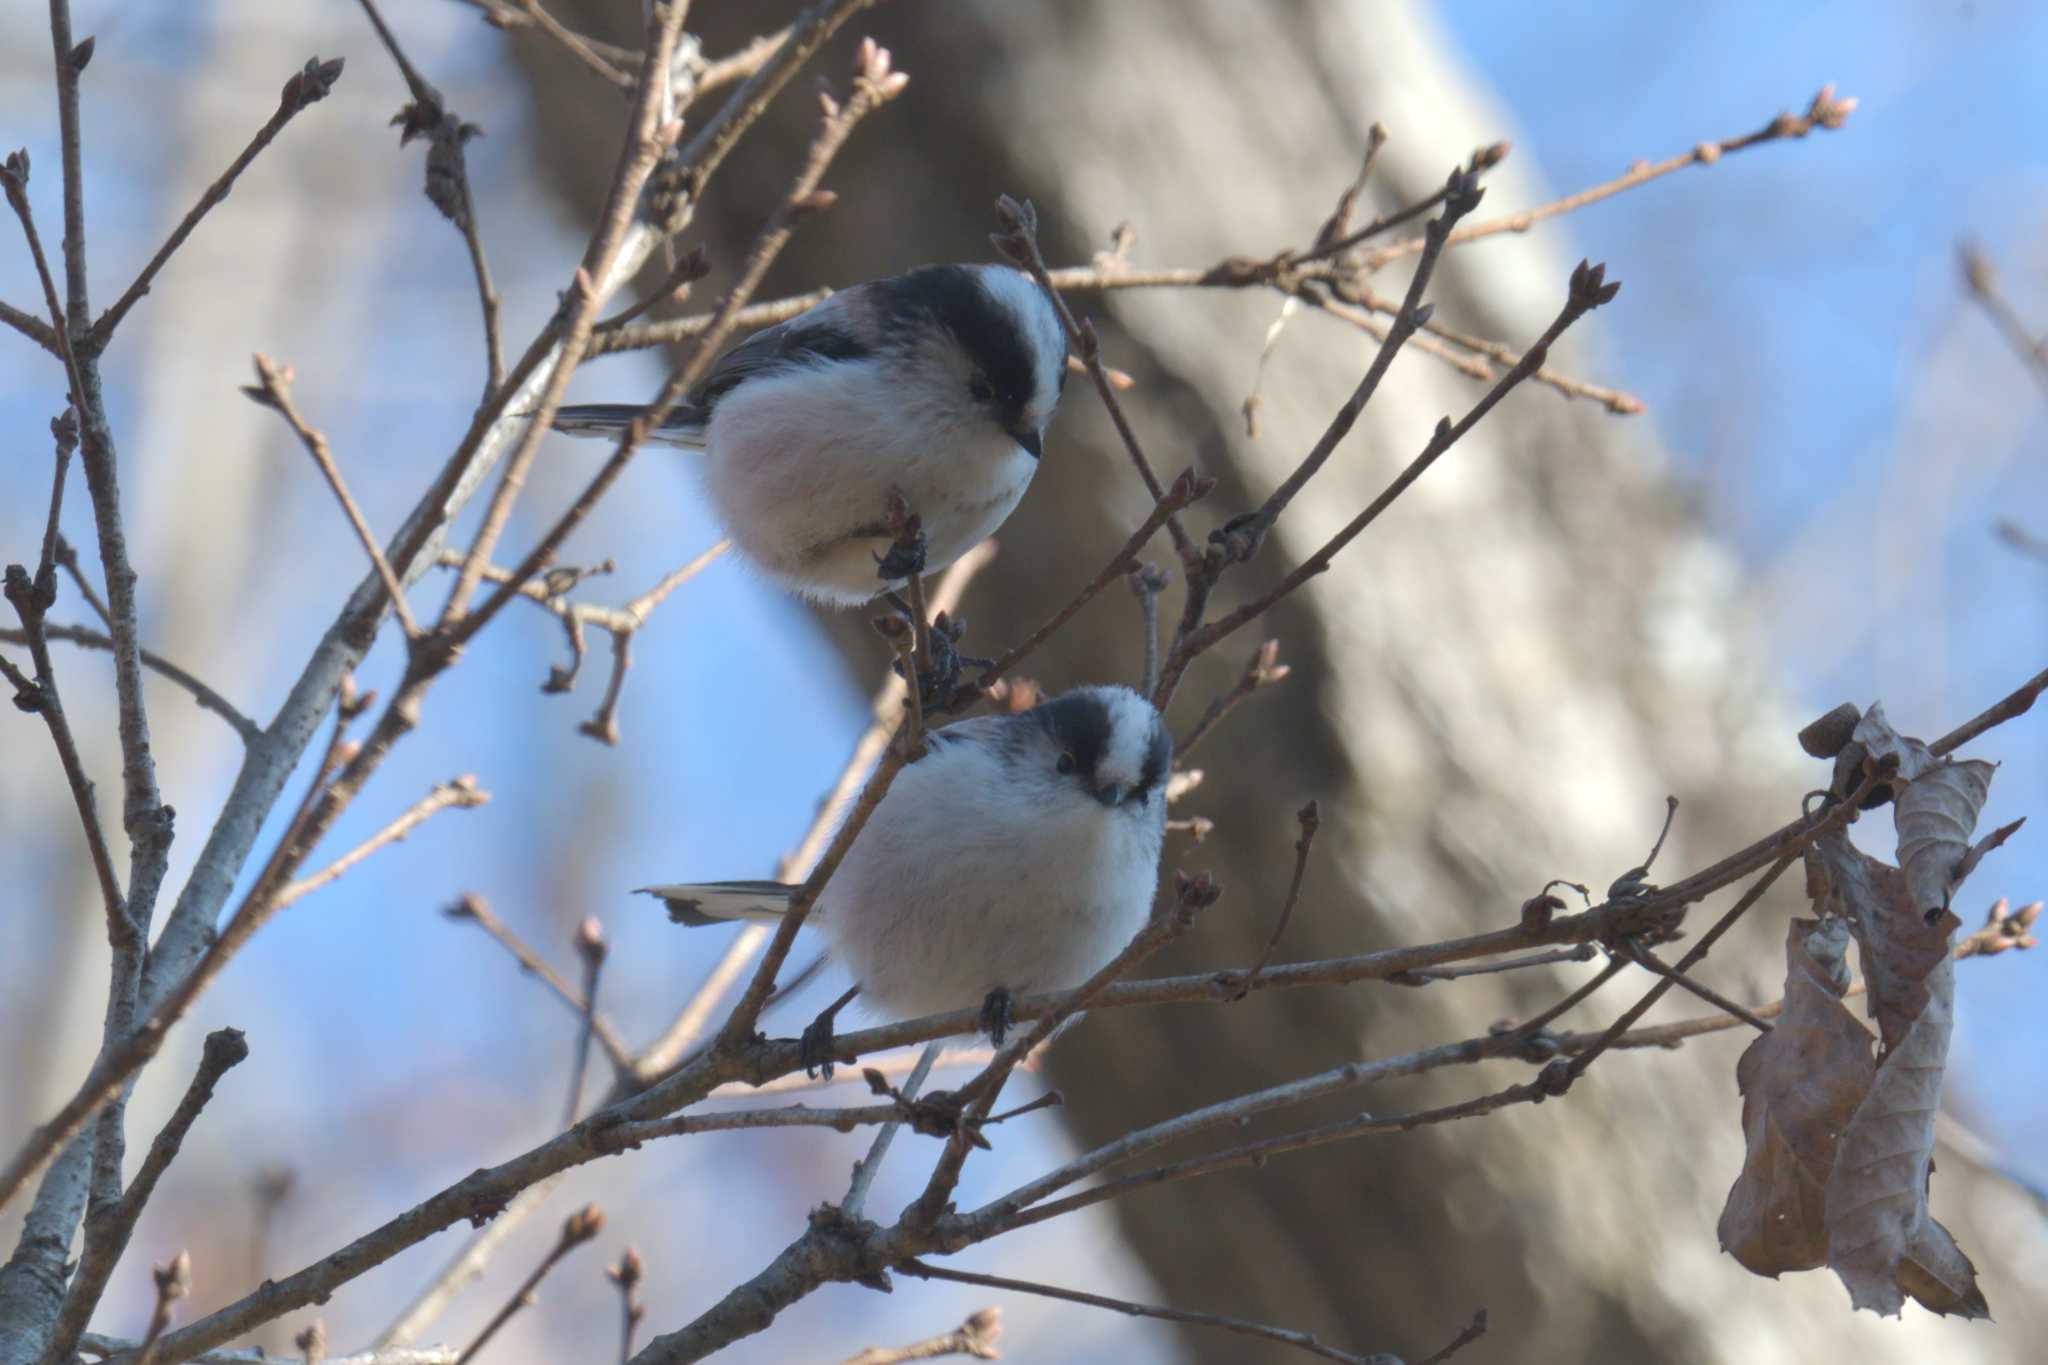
top-left (818, 806), bottom-right (1158, 1023)
top-left (701, 369), bottom-right (1035, 603)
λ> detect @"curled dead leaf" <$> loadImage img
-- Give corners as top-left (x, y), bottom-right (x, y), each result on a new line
top-left (1718, 917), bottom-right (1873, 1276)
top-left (1895, 758), bottom-right (1997, 917)
top-left (1822, 941), bottom-right (1988, 1319)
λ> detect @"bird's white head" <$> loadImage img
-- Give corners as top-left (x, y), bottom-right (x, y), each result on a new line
top-left (870, 264), bottom-right (1069, 459)
top-left (1027, 684), bottom-right (1171, 811)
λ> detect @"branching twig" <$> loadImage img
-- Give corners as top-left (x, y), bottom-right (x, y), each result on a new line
top-left (1155, 259), bottom-right (1622, 708)
top-left (1359, 86), bottom-right (1856, 271)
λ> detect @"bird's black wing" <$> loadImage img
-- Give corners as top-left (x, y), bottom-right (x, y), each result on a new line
top-left (687, 295), bottom-right (871, 417)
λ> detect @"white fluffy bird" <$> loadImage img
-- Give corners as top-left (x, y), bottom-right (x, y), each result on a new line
top-left (555, 263), bottom-right (1068, 605)
top-left (642, 685), bottom-right (1169, 1046)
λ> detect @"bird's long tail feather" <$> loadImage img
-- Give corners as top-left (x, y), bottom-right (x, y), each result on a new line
top-left (639, 880), bottom-right (793, 927)
top-left (553, 403), bottom-right (708, 448)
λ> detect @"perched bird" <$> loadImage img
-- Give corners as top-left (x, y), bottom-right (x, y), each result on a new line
top-left (642, 685), bottom-right (1170, 1049)
top-left (555, 263), bottom-right (1069, 606)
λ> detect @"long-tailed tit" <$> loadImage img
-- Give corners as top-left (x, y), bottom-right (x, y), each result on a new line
top-left (555, 263), bottom-right (1069, 606)
top-left (643, 685), bottom-right (1169, 1050)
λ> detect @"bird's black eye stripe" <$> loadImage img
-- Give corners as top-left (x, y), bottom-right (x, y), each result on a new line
top-left (873, 266), bottom-right (1039, 415)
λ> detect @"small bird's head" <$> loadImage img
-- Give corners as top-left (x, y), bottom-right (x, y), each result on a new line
top-left (1029, 684), bottom-right (1171, 813)
top-left (875, 264), bottom-right (1068, 459)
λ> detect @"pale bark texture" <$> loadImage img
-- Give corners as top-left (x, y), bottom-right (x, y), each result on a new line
top-left (522, 2), bottom-right (2047, 1360)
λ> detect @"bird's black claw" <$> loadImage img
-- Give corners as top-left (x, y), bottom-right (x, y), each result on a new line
top-left (801, 1013), bottom-right (841, 1080)
top-left (875, 531), bottom-right (928, 582)
top-left (980, 987), bottom-right (1015, 1048)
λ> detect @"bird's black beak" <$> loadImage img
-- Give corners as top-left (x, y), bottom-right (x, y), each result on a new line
top-left (1010, 426), bottom-right (1044, 461)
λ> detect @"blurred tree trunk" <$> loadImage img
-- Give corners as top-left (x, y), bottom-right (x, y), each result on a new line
top-left (520, 3), bottom-right (2041, 1359)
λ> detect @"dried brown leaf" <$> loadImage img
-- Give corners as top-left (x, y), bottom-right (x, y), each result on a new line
top-left (1809, 832), bottom-right (1956, 1056)
top-left (1823, 942), bottom-right (1988, 1319)
top-left (1851, 702), bottom-right (1935, 783)
top-left (1718, 917), bottom-right (1874, 1276)
top-left (1896, 758), bottom-right (1997, 916)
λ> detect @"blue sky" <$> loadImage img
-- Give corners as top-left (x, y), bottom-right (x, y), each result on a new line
top-left (1437, 0), bottom-right (2048, 1177)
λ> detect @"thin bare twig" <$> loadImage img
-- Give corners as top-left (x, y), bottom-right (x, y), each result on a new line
top-left (1223, 801), bottom-right (1320, 999)
top-left (51, 533), bottom-right (110, 626)
top-left (837, 1307), bottom-right (1002, 1365)
top-left (444, 894), bottom-right (633, 1074)
top-left (456, 0), bottom-right (638, 87)
top-left (976, 467), bottom-right (1210, 691)
top-left (1, 621), bottom-right (262, 743)
top-left (1564, 854), bottom-right (1800, 1080)
top-left (1416, 1310), bottom-right (1490, 1365)
top-left (133, 1251), bottom-right (191, 1365)
top-left (566, 918), bottom-right (609, 1124)
top-left (43, 1029), bottom-right (249, 1364)
top-left (1128, 562), bottom-right (1168, 696)
top-left (1175, 639), bottom-right (1289, 758)
top-left (993, 196), bottom-right (1196, 558)
top-left (901, 1262), bottom-right (1381, 1365)
top-left (608, 1248), bottom-right (647, 1365)
top-left (910, 874), bottom-right (1222, 1227)
top-left (842, 1041), bottom-right (941, 1220)
top-left (1155, 259), bottom-right (1622, 707)
top-left (355, 0), bottom-right (504, 398)
top-left (88, 60), bottom-right (345, 346)
top-left (272, 776), bottom-right (488, 911)
top-left (245, 355), bottom-right (421, 639)
top-left (0, 295), bottom-right (59, 353)
top-left (82, 1338), bottom-right (457, 1364)
top-left (1360, 86), bottom-right (1856, 271)
top-left (36, 409), bottom-right (76, 587)
top-left (1617, 941), bottom-right (1776, 1034)
top-left (1959, 243), bottom-right (2048, 397)
top-left (1391, 943), bottom-right (1599, 985)
top-left (5, 567), bottom-right (128, 935)
top-left (453, 1205), bottom-right (603, 1364)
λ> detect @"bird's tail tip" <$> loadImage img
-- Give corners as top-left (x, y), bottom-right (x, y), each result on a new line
top-left (637, 881), bottom-right (794, 927)
top-left (552, 403), bottom-right (649, 436)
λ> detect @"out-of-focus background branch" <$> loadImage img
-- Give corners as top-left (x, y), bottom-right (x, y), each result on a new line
top-left (3, 0), bottom-right (2046, 1361)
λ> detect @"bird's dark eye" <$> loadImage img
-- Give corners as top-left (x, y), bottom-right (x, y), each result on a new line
top-left (968, 374), bottom-right (996, 403)
top-left (1055, 752), bottom-right (1076, 775)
